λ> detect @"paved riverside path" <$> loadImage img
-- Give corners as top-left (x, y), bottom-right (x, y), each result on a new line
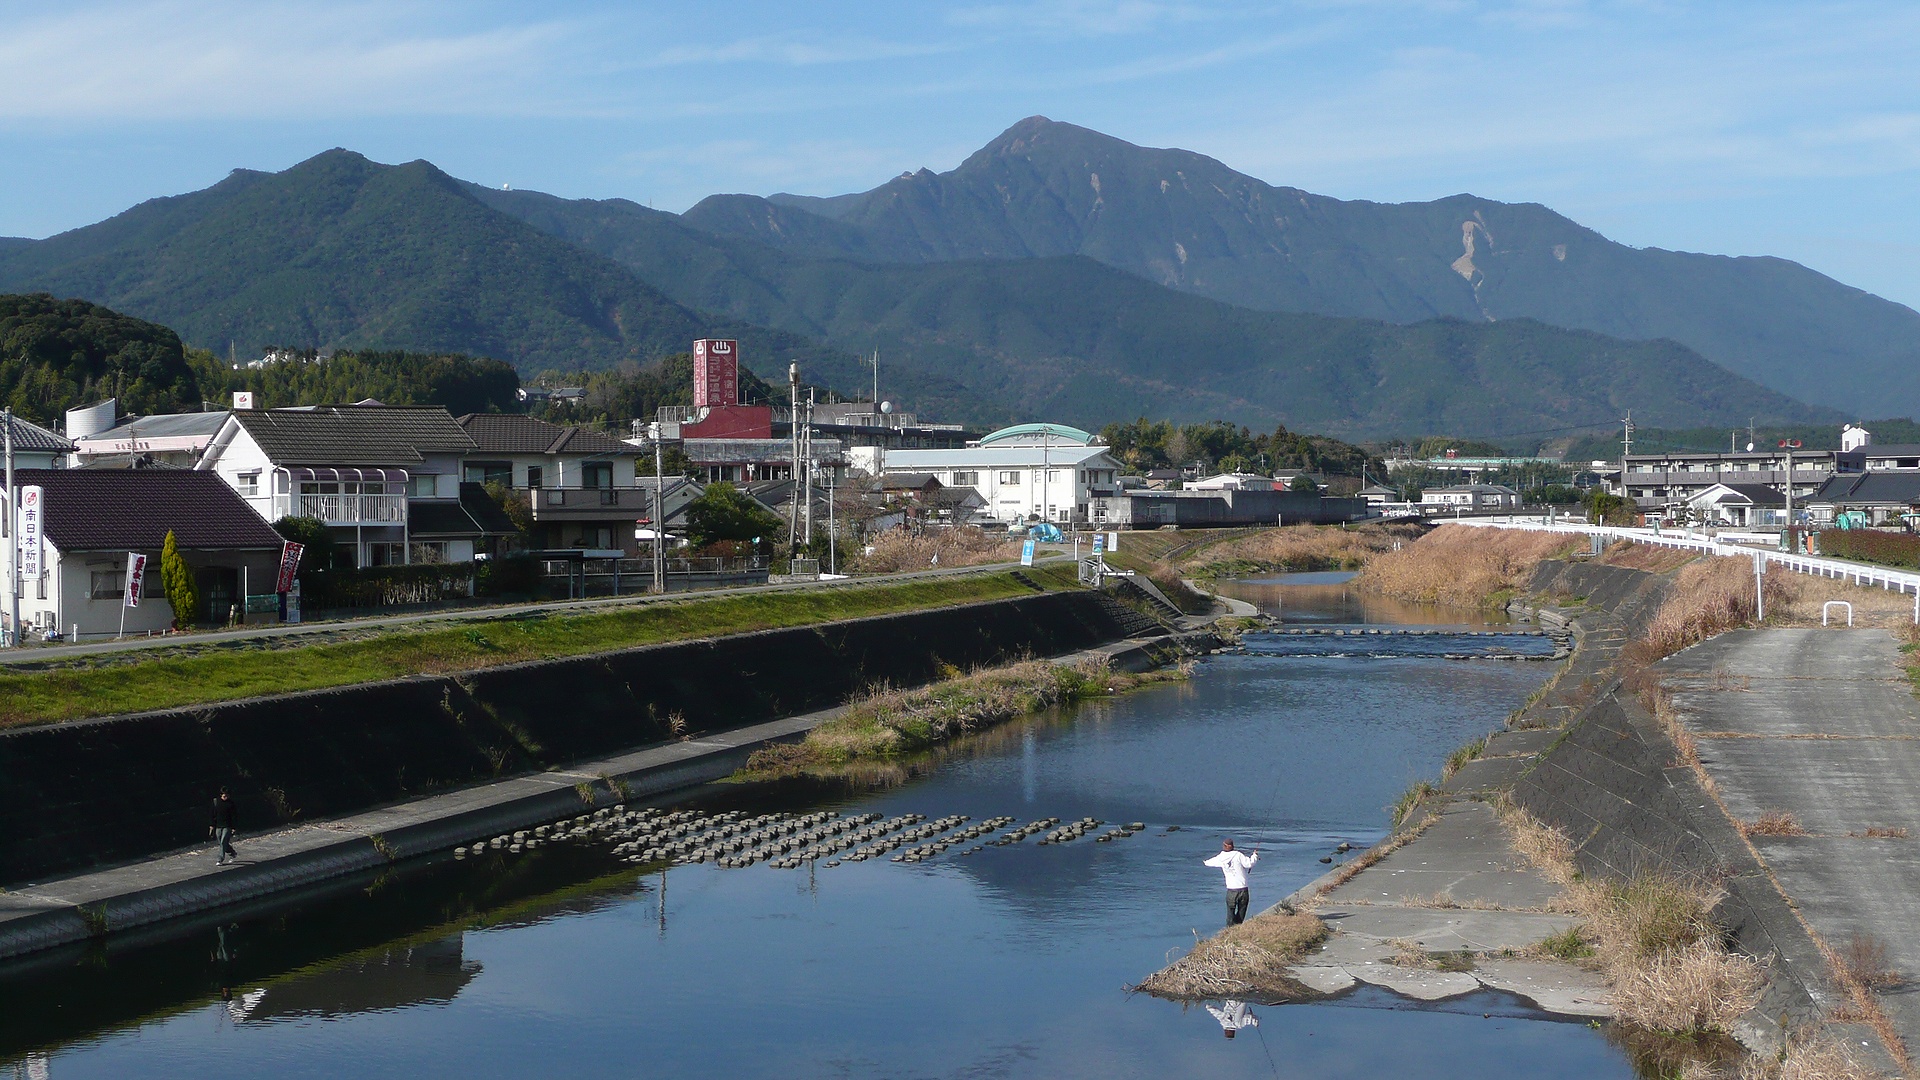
top-left (0, 555), bottom-right (1067, 667)
top-left (1660, 628), bottom-right (1920, 1052)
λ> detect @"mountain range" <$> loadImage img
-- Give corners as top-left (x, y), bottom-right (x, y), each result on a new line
top-left (1, 117), bottom-right (1904, 439)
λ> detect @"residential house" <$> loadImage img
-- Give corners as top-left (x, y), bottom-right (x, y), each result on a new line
top-left (1805, 473), bottom-right (1920, 528)
top-left (1, 414), bottom-right (74, 469)
top-left (1357, 484), bottom-right (1400, 507)
top-left (1683, 483), bottom-right (1786, 528)
top-left (1614, 448), bottom-right (1839, 508)
top-left (878, 423), bottom-right (1124, 525)
top-left (458, 414), bottom-right (647, 555)
top-left (1420, 484), bottom-right (1522, 511)
top-left (3, 469), bottom-right (286, 640)
top-left (197, 405), bottom-right (487, 567)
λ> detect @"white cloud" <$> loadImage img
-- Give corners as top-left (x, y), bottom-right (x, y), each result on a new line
top-left (0, 1), bottom-right (595, 120)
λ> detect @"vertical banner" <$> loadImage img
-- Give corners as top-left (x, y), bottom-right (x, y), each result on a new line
top-left (275, 541), bottom-right (305, 593)
top-left (1091, 533), bottom-right (1105, 558)
top-left (18, 485), bottom-right (42, 580)
top-left (124, 552), bottom-right (148, 608)
top-left (1020, 537), bottom-right (1036, 567)
top-left (1106, 531), bottom-right (1118, 551)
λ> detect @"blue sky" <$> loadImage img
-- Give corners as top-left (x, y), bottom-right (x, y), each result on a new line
top-left (6, 0), bottom-right (1920, 307)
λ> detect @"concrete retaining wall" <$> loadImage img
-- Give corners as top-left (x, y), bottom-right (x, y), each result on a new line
top-left (0, 590), bottom-right (1136, 887)
top-left (1507, 557), bottom-right (1829, 1040)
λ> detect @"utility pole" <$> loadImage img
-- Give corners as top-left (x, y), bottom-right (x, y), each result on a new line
top-left (650, 422), bottom-right (665, 594)
top-left (3, 408), bottom-right (14, 648)
top-left (1780, 439), bottom-right (1802, 533)
top-left (803, 389), bottom-right (815, 551)
top-left (788, 362), bottom-right (801, 554)
top-left (870, 350), bottom-right (879, 411)
top-left (1040, 425), bottom-right (1052, 526)
top-left (1620, 413), bottom-right (1634, 503)
top-left (827, 468), bottom-right (837, 575)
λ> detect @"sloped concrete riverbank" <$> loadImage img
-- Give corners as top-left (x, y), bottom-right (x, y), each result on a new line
top-left (0, 592), bottom-right (1199, 961)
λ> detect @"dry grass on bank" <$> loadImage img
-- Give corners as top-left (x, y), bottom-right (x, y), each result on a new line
top-left (1734, 1036), bottom-right (1889, 1080)
top-left (1183, 523), bottom-right (1419, 578)
top-left (851, 528), bottom-right (1013, 574)
top-left (1355, 526), bottom-right (1582, 607)
top-left (1132, 911), bottom-right (1328, 998)
top-left (1598, 542), bottom-right (1704, 574)
top-left (741, 657), bottom-right (1184, 775)
top-left (1499, 801), bottom-right (1765, 1036)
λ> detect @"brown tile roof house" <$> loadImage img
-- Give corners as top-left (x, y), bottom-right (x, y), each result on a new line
top-left (17, 468), bottom-right (283, 552)
top-left (457, 413), bottom-right (634, 456)
top-left (3, 414), bottom-right (75, 455)
top-left (227, 406), bottom-right (476, 465)
top-left (7, 469), bottom-right (286, 639)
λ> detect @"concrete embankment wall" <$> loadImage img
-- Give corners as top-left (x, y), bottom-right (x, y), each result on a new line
top-left (1506, 557), bottom-right (1829, 1038)
top-left (0, 591), bottom-right (1136, 888)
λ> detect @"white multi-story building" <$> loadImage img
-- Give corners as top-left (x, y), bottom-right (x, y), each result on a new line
top-left (875, 423), bottom-right (1123, 524)
top-left (197, 405), bottom-right (486, 567)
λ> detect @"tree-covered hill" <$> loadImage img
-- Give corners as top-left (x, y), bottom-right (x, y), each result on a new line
top-left (693, 117), bottom-right (1920, 420)
top-left (469, 183), bottom-right (1836, 437)
top-left (0, 150), bottom-right (857, 386)
top-left (0, 293), bottom-right (202, 423)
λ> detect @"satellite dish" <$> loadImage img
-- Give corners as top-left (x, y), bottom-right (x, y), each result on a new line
top-left (880, 401), bottom-right (893, 414)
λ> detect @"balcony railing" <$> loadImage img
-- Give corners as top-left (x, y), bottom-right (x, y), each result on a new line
top-left (275, 493), bottom-right (409, 525)
top-left (532, 487), bottom-right (649, 516)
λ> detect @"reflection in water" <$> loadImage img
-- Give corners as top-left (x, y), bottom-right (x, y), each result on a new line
top-left (245, 937), bottom-right (479, 1021)
top-left (1207, 999), bottom-right (1259, 1038)
top-left (1216, 571), bottom-right (1513, 627)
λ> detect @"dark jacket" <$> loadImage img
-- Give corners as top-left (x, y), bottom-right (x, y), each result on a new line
top-left (211, 797), bottom-right (237, 831)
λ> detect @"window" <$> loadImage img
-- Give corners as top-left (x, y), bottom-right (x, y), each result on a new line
top-left (583, 462), bottom-right (613, 489)
top-left (525, 465), bottom-right (544, 489)
top-left (998, 470), bottom-right (1022, 484)
top-left (1047, 469), bottom-right (1061, 482)
top-left (409, 474), bottom-right (441, 498)
top-left (464, 462), bottom-right (512, 487)
top-left (951, 471), bottom-right (979, 486)
top-left (236, 472), bottom-right (260, 496)
top-left (89, 571), bottom-right (124, 600)
top-left (409, 541), bottom-right (449, 564)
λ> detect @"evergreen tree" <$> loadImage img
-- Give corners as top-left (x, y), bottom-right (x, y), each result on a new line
top-left (160, 530), bottom-right (200, 628)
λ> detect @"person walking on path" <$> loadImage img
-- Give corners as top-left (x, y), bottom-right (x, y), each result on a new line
top-left (1205, 839), bottom-right (1258, 925)
top-left (210, 788), bottom-right (238, 865)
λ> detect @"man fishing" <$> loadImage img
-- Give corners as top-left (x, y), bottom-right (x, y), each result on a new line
top-left (1205, 838), bottom-right (1258, 925)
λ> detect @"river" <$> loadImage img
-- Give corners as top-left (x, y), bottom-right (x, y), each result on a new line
top-left (0, 575), bottom-right (1640, 1079)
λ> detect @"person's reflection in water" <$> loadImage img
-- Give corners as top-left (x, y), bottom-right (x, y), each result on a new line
top-left (220, 986), bottom-right (266, 1024)
top-left (1206, 999), bottom-right (1259, 1039)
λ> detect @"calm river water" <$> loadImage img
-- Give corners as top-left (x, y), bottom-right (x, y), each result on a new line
top-left (1, 577), bottom-right (1640, 1079)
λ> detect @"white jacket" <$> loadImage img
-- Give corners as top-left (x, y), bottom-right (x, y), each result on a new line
top-left (1204, 849), bottom-right (1257, 889)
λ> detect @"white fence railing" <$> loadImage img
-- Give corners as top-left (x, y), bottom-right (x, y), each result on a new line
top-left (1448, 516), bottom-right (1920, 622)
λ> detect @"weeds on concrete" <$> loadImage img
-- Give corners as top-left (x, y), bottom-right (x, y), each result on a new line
top-left (1836, 934), bottom-right (1902, 992)
top-left (1390, 780), bottom-right (1439, 828)
top-left (1441, 735), bottom-right (1490, 781)
top-left (1847, 827), bottom-right (1908, 839)
top-left (1535, 925), bottom-right (1597, 962)
top-left (1734, 1034), bottom-right (1890, 1079)
top-left (1132, 911), bottom-right (1328, 998)
top-left (1497, 800), bottom-right (1763, 1036)
top-left (1741, 811), bottom-right (1808, 838)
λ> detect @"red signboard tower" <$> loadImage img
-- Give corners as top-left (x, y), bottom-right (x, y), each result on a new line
top-left (692, 339), bottom-right (740, 409)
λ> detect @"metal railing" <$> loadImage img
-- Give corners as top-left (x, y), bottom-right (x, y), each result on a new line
top-left (1450, 516), bottom-right (1920, 621)
top-left (274, 492), bottom-right (408, 525)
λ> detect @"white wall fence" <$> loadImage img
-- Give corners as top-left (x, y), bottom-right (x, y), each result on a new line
top-left (1449, 516), bottom-right (1920, 623)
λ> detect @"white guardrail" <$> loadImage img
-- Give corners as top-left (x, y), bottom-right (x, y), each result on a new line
top-left (1448, 516), bottom-right (1920, 623)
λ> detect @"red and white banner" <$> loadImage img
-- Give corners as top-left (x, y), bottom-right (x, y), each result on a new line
top-left (17, 485), bottom-right (42, 579)
top-left (124, 552), bottom-right (148, 609)
top-left (275, 541), bottom-right (305, 593)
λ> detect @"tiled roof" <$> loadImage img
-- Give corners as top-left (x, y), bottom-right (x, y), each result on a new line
top-left (457, 413), bottom-right (636, 457)
top-left (230, 406), bottom-right (474, 465)
top-left (2, 414), bottom-right (75, 454)
top-left (1811, 472), bottom-right (1920, 505)
top-left (10, 469), bottom-right (283, 551)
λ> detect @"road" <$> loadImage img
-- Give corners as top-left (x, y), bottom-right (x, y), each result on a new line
top-left (0, 554), bottom-right (1071, 667)
top-left (1659, 629), bottom-right (1920, 1052)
